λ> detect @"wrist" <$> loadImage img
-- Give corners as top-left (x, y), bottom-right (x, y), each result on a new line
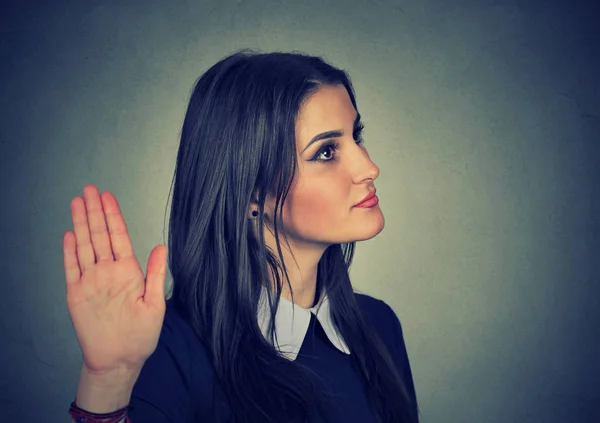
top-left (80, 362), bottom-right (143, 385)
top-left (75, 364), bottom-right (141, 413)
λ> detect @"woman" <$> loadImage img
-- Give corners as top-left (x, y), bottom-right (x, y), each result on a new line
top-left (64, 49), bottom-right (419, 423)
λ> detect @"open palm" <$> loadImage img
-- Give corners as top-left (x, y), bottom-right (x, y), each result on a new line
top-left (63, 185), bottom-right (167, 375)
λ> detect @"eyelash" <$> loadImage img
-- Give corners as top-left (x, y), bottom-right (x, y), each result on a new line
top-left (312, 123), bottom-right (366, 163)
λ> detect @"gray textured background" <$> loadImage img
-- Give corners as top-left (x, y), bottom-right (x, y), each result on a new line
top-left (1, 0), bottom-right (598, 422)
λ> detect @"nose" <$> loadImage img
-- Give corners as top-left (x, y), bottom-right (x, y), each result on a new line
top-left (353, 146), bottom-right (379, 183)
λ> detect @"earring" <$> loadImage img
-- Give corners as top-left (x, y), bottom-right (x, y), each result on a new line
top-left (252, 210), bottom-right (258, 217)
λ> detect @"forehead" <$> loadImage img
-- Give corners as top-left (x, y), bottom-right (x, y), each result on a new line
top-left (296, 85), bottom-right (356, 139)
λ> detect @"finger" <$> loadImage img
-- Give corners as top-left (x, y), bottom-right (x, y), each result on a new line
top-left (83, 185), bottom-right (114, 262)
top-left (144, 244), bottom-right (167, 306)
top-left (71, 196), bottom-right (96, 272)
top-left (100, 191), bottom-right (135, 261)
top-left (63, 231), bottom-right (81, 287)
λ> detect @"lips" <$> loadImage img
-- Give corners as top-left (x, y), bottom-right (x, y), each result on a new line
top-left (355, 189), bottom-right (377, 206)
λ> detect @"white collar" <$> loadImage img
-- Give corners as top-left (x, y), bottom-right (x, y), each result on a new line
top-left (256, 285), bottom-right (351, 361)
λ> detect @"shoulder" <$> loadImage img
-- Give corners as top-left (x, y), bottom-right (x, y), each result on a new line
top-left (130, 298), bottom-right (216, 421)
top-left (162, 297), bottom-right (200, 345)
top-left (353, 291), bottom-right (389, 312)
top-left (352, 291), bottom-right (409, 355)
top-left (138, 297), bottom-right (198, 375)
top-left (353, 291), bottom-right (399, 327)
top-left (160, 298), bottom-right (216, 392)
top-left (156, 297), bottom-right (212, 367)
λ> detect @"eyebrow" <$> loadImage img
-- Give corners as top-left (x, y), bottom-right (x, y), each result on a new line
top-left (301, 112), bottom-right (362, 154)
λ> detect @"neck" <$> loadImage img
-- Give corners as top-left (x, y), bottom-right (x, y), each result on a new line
top-left (266, 242), bottom-right (328, 309)
top-left (269, 260), bottom-right (318, 309)
top-left (257, 216), bottom-right (329, 309)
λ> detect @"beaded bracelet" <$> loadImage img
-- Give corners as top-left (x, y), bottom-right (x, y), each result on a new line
top-left (68, 399), bottom-right (131, 423)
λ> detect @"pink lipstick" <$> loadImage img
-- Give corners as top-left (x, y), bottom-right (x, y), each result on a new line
top-left (354, 190), bottom-right (379, 208)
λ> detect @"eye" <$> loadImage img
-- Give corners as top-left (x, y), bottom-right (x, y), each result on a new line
top-left (313, 138), bottom-right (366, 162)
top-left (313, 141), bottom-right (340, 162)
top-left (312, 123), bottom-right (367, 163)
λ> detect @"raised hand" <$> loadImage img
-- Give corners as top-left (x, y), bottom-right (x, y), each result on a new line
top-left (63, 184), bottom-right (167, 377)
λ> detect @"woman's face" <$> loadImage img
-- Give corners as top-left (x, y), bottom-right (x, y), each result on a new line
top-left (263, 84), bottom-right (384, 249)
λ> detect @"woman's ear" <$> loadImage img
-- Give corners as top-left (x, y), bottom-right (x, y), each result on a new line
top-left (248, 189), bottom-right (261, 219)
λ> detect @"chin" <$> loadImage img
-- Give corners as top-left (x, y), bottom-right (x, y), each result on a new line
top-left (352, 228), bottom-right (384, 242)
top-left (350, 212), bottom-right (386, 242)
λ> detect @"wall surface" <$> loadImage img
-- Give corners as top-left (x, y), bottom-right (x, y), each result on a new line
top-left (1, 0), bottom-right (598, 422)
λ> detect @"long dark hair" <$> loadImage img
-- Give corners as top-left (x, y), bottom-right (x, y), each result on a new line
top-left (166, 49), bottom-right (418, 423)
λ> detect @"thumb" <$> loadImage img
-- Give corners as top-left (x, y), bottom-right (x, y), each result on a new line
top-left (144, 244), bottom-right (168, 305)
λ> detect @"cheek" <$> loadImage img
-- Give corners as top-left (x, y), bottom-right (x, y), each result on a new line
top-left (287, 181), bottom-right (349, 222)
